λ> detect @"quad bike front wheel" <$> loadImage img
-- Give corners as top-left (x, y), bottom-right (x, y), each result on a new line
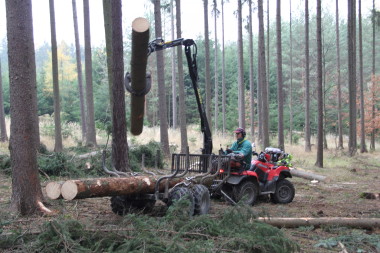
top-left (233, 180), bottom-right (259, 206)
top-left (110, 196), bottom-right (156, 215)
top-left (192, 184), bottom-right (210, 215)
top-left (271, 179), bottom-right (295, 204)
top-left (167, 186), bottom-right (195, 216)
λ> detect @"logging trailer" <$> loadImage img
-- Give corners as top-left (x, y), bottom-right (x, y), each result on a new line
top-left (109, 37), bottom-right (295, 216)
top-left (111, 37), bottom-right (221, 216)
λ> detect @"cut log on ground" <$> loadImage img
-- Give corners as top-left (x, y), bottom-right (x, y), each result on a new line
top-left (257, 217), bottom-right (380, 229)
top-left (45, 181), bottom-right (64, 199)
top-left (59, 176), bottom-right (183, 200)
top-left (76, 151), bottom-right (101, 159)
top-left (289, 167), bottom-right (327, 182)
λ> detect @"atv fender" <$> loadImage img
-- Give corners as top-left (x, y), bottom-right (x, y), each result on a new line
top-left (226, 175), bottom-right (248, 185)
top-left (280, 170), bottom-right (292, 179)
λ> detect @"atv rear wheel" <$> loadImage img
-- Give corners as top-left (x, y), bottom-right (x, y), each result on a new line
top-left (192, 184), bottom-right (210, 215)
top-left (233, 180), bottom-right (259, 206)
top-left (110, 196), bottom-right (156, 215)
top-left (167, 186), bottom-right (195, 216)
top-left (271, 179), bottom-right (295, 204)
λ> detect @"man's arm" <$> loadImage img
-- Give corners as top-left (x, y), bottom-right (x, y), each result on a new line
top-left (237, 141), bottom-right (252, 157)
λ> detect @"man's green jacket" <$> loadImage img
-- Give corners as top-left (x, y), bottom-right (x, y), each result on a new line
top-left (230, 138), bottom-right (252, 166)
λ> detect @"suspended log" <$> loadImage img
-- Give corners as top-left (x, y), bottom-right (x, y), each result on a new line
top-left (129, 17), bottom-right (150, 135)
top-left (289, 167), bottom-right (327, 182)
top-left (59, 176), bottom-right (183, 200)
top-left (257, 217), bottom-right (380, 229)
top-left (45, 181), bottom-right (64, 200)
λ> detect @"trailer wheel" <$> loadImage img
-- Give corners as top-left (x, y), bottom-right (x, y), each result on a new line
top-left (110, 196), bottom-right (155, 215)
top-left (233, 181), bottom-right (259, 206)
top-left (192, 184), bottom-right (210, 215)
top-left (167, 187), bottom-right (195, 216)
top-left (270, 179), bottom-right (295, 204)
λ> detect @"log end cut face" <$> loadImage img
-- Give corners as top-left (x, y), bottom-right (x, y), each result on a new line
top-left (61, 180), bottom-right (79, 200)
top-left (132, 17), bottom-right (149, 33)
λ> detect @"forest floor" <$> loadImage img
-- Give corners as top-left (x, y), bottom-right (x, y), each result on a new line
top-left (0, 150), bottom-right (380, 252)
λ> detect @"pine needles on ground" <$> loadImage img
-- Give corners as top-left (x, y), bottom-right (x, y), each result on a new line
top-left (0, 203), bottom-right (299, 253)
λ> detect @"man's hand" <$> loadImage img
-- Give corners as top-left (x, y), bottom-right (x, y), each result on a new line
top-left (226, 148), bottom-right (233, 154)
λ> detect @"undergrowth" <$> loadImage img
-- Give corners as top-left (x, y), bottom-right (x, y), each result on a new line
top-left (314, 230), bottom-right (380, 252)
top-left (0, 203), bottom-right (299, 253)
top-left (0, 141), bottom-right (165, 178)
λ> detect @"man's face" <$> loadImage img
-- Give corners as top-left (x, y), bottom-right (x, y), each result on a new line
top-left (235, 132), bottom-right (242, 139)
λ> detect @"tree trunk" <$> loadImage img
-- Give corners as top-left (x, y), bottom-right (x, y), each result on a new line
top-left (154, 0), bottom-right (170, 158)
top-left (288, 0), bottom-right (293, 145)
top-left (304, 0), bottom-right (311, 152)
top-left (237, 0), bottom-right (245, 129)
top-left (0, 60), bottom-right (8, 142)
top-left (83, 0), bottom-right (97, 147)
top-left (221, 0), bottom-right (226, 135)
top-left (335, 0), bottom-right (343, 150)
top-left (266, 0), bottom-right (270, 130)
top-left (370, 0), bottom-right (376, 151)
top-left (49, 0), bottom-right (63, 152)
top-left (175, 0), bottom-right (189, 153)
top-left (258, 0), bottom-right (269, 150)
top-left (358, 0), bottom-right (367, 153)
top-left (111, 0), bottom-right (129, 172)
top-left (6, 0), bottom-right (49, 215)
top-left (203, 0), bottom-right (212, 126)
top-left (59, 176), bottom-right (183, 200)
top-left (315, 0), bottom-right (323, 167)
top-left (213, 0), bottom-right (219, 133)
top-left (347, 0), bottom-right (357, 157)
top-left (103, 0), bottom-right (113, 116)
top-left (257, 217), bottom-right (380, 229)
top-left (171, 0), bottom-right (177, 129)
top-left (72, 0), bottom-right (87, 143)
top-left (248, 0), bottom-right (255, 141)
top-left (276, 0), bottom-right (284, 151)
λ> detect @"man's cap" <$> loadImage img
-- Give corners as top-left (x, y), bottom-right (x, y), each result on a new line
top-left (233, 127), bottom-right (245, 133)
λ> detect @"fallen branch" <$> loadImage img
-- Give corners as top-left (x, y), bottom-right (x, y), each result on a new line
top-left (289, 167), bottom-right (327, 182)
top-left (257, 217), bottom-right (380, 229)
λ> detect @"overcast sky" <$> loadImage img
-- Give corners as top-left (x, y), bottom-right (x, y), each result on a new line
top-left (0, 0), bottom-right (375, 50)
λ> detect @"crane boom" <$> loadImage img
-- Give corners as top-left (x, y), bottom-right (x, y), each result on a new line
top-left (147, 38), bottom-right (213, 154)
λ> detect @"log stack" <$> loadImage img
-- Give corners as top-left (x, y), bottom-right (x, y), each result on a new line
top-left (46, 176), bottom-right (183, 201)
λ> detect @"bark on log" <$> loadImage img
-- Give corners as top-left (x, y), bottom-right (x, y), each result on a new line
top-left (130, 17), bottom-right (150, 135)
top-left (289, 167), bottom-right (327, 182)
top-left (45, 181), bottom-right (63, 199)
top-left (60, 176), bottom-right (183, 200)
top-left (257, 217), bottom-right (380, 229)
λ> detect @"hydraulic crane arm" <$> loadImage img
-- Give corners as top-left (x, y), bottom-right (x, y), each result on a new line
top-left (147, 38), bottom-right (213, 154)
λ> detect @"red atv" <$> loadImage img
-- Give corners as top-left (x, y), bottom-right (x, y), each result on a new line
top-left (212, 147), bottom-right (295, 206)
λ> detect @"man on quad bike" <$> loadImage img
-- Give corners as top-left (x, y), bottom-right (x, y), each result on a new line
top-left (225, 128), bottom-right (252, 170)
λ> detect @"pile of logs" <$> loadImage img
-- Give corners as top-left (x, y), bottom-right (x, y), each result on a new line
top-left (45, 176), bottom-right (183, 201)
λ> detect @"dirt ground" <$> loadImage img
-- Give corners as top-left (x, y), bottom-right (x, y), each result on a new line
top-left (1, 152), bottom-right (380, 252)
